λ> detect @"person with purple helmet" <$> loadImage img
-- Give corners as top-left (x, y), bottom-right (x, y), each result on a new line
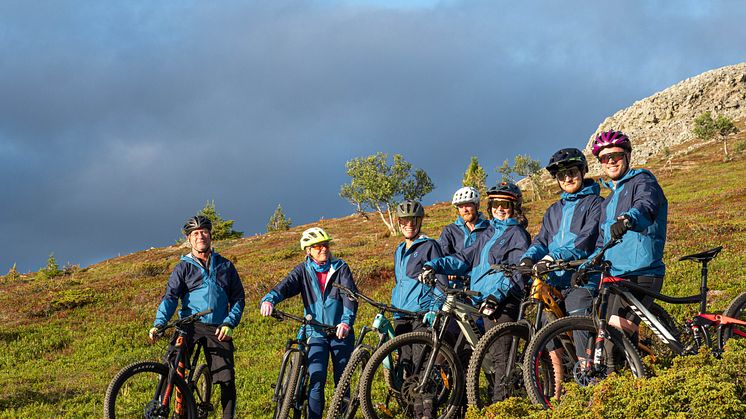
top-left (583, 130), bottom-right (668, 348)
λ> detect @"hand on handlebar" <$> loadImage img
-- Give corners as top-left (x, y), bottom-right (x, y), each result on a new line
top-left (611, 215), bottom-right (632, 240)
top-left (335, 323), bottom-right (350, 339)
top-left (418, 265), bottom-right (437, 286)
top-left (534, 259), bottom-right (554, 275)
top-left (571, 269), bottom-right (589, 287)
top-left (148, 327), bottom-right (160, 343)
top-left (260, 301), bottom-right (274, 317)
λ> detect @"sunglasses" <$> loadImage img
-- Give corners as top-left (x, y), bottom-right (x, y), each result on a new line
top-left (598, 151), bottom-right (627, 164)
top-left (310, 242), bottom-right (330, 250)
top-left (555, 166), bottom-right (581, 181)
top-left (490, 200), bottom-right (514, 209)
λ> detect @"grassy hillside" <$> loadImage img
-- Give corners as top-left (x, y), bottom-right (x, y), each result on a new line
top-left (1, 135), bottom-right (745, 417)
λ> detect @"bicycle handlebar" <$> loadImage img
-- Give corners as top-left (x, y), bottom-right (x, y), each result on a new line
top-left (155, 308), bottom-right (214, 336)
top-left (271, 309), bottom-right (337, 335)
top-left (332, 283), bottom-right (421, 318)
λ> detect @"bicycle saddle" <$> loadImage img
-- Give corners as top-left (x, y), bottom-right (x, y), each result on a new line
top-left (678, 246), bottom-right (723, 263)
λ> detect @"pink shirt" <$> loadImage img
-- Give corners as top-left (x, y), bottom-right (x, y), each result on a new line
top-left (316, 270), bottom-right (329, 292)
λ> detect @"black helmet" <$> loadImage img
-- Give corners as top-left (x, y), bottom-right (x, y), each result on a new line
top-left (396, 200), bottom-right (425, 218)
top-left (487, 182), bottom-right (523, 205)
top-left (545, 148), bottom-right (588, 177)
top-left (183, 215), bottom-right (212, 235)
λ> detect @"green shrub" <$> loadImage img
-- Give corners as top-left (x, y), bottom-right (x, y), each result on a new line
top-left (37, 253), bottom-right (62, 279)
top-left (130, 261), bottom-right (170, 277)
top-left (49, 288), bottom-right (96, 311)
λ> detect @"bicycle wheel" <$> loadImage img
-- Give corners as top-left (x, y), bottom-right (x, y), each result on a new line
top-left (104, 361), bottom-right (197, 419)
top-left (326, 345), bottom-right (372, 419)
top-left (719, 291), bottom-right (746, 350)
top-left (276, 350), bottom-right (303, 419)
top-left (191, 364), bottom-right (213, 419)
top-left (466, 321), bottom-right (552, 408)
top-left (522, 316), bottom-right (645, 409)
top-left (359, 332), bottom-right (463, 419)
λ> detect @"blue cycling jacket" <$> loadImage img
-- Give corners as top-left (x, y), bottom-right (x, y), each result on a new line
top-left (522, 180), bottom-right (604, 290)
top-left (261, 257), bottom-right (358, 339)
top-left (589, 168), bottom-right (668, 277)
top-left (427, 218), bottom-right (531, 304)
top-left (154, 251), bottom-right (246, 328)
top-left (437, 213), bottom-right (491, 256)
top-left (392, 236), bottom-right (448, 318)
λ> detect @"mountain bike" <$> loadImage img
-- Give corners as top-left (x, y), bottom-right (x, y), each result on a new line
top-left (104, 309), bottom-right (214, 419)
top-left (465, 260), bottom-right (676, 408)
top-left (270, 309), bottom-right (337, 419)
top-left (325, 283), bottom-right (423, 419)
top-left (523, 242), bottom-right (746, 409)
top-left (358, 284), bottom-right (498, 419)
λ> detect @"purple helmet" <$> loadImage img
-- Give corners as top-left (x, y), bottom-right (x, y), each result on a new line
top-left (592, 130), bottom-right (632, 156)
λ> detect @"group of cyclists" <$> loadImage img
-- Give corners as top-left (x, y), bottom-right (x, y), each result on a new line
top-left (148, 129), bottom-right (668, 418)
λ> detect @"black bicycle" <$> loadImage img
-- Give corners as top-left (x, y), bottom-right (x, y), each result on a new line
top-left (325, 283), bottom-right (422, 419)
top-left (523, 241), bottom-right (746, 409)
top-left (104, 309), bottom-right (214, 419)
top-left (270, 309), bottom-right (337, 419)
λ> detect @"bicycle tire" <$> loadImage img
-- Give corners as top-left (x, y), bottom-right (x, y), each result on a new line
top-left (104, 361), bottom-right (197, 419)
top-left (719, 291), bottom-right (746, 350)
top-left (466, 321), bottom-right (551, 408)
top-left (326, 344), bottom-right (372, 419)
top-left (277, 350), bottom-right (304, 419)
top-left (192, 363), bottom-right (213, 419)
top-left (359, 331), bottom-right (463, 419)
top-left (522, 316), bottom-right (645, 409)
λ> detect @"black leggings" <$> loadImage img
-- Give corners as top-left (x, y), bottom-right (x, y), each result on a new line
top-left (219, 382), bottom-right (236, 419)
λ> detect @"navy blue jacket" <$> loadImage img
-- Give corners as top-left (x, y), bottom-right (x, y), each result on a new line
top-left (154, 251), bottom-right (246, 328)
top-left (589, 168), bottom-right (668, 277)
top-left (437, 213), bottom-right (491, 256)
top-left (522, 180), bottom-right (604, 290)
top-left (262, 257), bottom-right (358, 339)
top-left (392, 236), bottom-right (448, 318)
top-left (427, 218), bottom-right (531, 304)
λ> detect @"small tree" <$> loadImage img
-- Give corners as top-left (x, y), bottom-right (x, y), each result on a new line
top-left (462, 156), bottom-right (488, 196)
top-left (339, 153), bottom-right (434, 235)
top-left (496, 159), bottom-right (515, 183)
top-left (39, 253), bottom-right (62, 279)
top-left (4, 263), bottom-right (20, 282)
top-left (693, 112), bottom-right (739, 160)
top-left (266, 204), bottom-right (292, 232)
top-left (198, 201), bottom-right (243, 240)
top-left (496, 154), bottom-right (544, 201)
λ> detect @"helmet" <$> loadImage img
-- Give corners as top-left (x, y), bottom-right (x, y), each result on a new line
top-left (591, 130), bottom-right (632, 156)
top-left (451, 187), bottom-right (480, 206)
top-left (487, 182), bottom-right (523, 205)
top-left (300, 227), bottom-right (332, 250)
top-left (396, 200), bottom-right (425, 218)
top-left (183, 215), bottom-right (212, 235)
top-left (545, 148), bottom-right (588, 177)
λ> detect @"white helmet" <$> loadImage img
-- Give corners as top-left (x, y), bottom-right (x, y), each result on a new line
top-left (452, 186), bottom-right (480, 206)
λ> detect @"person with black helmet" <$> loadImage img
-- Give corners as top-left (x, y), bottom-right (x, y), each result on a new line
top-left (520, 148), bottom-right (604, 313)
top-left (150, 215), bottom-right (245, 419)
top-left (421, 182), bottom-right (531, 403)
top-left (518, 148), bottom-right (604, 397)
top-left (583, 130), bottom-right (668, 348)
top-left (391, 199), bottom-right (448, 418)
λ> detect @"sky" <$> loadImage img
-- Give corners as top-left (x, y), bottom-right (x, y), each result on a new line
top-left (1, 0), bottom-right (745, 272)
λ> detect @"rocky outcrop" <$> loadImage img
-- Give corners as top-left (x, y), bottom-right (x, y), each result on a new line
top-left (582, 62), bottom-right (746, 175)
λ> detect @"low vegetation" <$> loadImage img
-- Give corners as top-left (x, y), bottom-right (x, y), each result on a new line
top-left (0, 137), bottom-right (745, 416)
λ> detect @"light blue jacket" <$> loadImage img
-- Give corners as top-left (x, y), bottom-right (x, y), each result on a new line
top-left (589, 168), bottom-right (668, 277)
top-left (392, 236), bottom-right (448, 318)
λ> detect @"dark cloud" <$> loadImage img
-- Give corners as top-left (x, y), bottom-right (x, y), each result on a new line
top-left (1, 1), bottom-right (745, 271)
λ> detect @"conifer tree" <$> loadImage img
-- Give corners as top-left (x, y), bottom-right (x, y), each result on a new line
top-left (266, 204), bottom-right (292, 232)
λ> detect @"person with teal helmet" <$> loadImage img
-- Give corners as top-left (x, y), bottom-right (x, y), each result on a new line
top-left (260, 227), bottom-right (358, 419)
